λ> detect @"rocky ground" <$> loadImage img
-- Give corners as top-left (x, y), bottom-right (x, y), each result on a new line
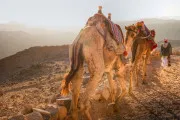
top-left (98, 55), bottom-right (180, 120)
top-left (0, 60), bottom-right (69, 119)
top-left (0, 54), bottom-right (180, 120)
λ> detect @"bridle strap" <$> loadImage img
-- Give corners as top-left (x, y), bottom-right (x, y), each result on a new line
top-left (127, 29), bottom-right (137, 33)
top-left (139, 34), bottom-right (151, 39)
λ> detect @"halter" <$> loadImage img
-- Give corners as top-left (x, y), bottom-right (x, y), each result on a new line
top-left (125, 28), bottom-right (137, 44)
top-left (126, 28), bottom-right (137, 34)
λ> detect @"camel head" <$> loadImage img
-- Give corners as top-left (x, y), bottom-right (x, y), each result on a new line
top-left (124, 24), bottom-right (138, 52)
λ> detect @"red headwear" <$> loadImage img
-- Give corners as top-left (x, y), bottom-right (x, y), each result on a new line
top-left (164, 39), bottom-right (168, 43)
top-left (150, 29), bottom-right (156, 37)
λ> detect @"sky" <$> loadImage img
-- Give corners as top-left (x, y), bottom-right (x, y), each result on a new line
top-left (0, 0), bottom-right (180, 29)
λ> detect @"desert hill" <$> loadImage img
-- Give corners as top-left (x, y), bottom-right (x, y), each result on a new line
top-left (0, 45), bottom-right (69, 84)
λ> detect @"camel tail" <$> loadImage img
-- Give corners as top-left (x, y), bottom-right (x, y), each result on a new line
top-left (61, 38), bottom-right (83, 96)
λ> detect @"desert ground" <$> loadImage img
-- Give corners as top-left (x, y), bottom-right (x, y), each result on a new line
top-left (0, 46), bottom-right (180, 120)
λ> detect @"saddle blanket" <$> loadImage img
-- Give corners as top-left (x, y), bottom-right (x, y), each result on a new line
top-left (107, 19), bottom-right (124, 44)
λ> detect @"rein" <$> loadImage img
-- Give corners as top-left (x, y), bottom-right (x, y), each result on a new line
top-left (138, 33), bottom-right (151, 39)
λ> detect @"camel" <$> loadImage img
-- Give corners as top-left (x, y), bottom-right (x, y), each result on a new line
top-left (124, 24), bottom-right (156, 93)
top-left (60, 12), bottom-right (127, 120)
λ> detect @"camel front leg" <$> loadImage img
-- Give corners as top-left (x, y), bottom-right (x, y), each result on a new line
top-left (107, 71), bottom-right (116, 104)
top-left (81, 49), bottom-right (104, 120)
top-left (116, 64), bottom-right (127, 101)
top-left (129, 58), bottom-right (139, 94)
top-left (82, 70), bottom-right (104, 120)
top-left (135, 63), bottom-right (141, 87)
top-left (142, 55), bottom-right (148, 84)
top-left (129, 65), bottom-right (134, 94)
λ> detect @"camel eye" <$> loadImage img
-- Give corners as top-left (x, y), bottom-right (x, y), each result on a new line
top-left (131, 33), bottom-right (134, 37)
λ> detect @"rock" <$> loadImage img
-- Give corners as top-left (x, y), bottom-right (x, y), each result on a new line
top-left (44, 98), bottom-right (49, 103)
top-left (24, 112), bottom-right (43, 120)
top-left (163, 113), bottom-right (174, 120)
top-left (50, 95), bottom-right (57, 103)
top-left (58, 106), bottom-right (67, 120)
top-left (49, 87), bottom-right (56, 93)
top-left (8, 114), bottom-right (25, 120)
top-left (177, 112), bottom-right (180, 119)
top-left (33, 106), bottom-right (59, 120)
top-left (56, 98), bottom-right (71, 111)
top-left (33, 108), bottom-right (51, 120)
top-left (0, 89), bottom-right (4, 96)
top-left (45, 106), bottom-right (59, 120)
top-left (0, 116), bottom-right (8, 120)
top-left (10, 95), bottom-right (15, 99)
top-left (33, 108), bottom-right (50, 114)
top-left (21, 104), bottom-right (33, 115)
top-left (47, 104), bottom-right (57, 108)
top-left (50, 94), bottom-right (61, 104)
top-left (82, 76), bottom-right (90, 86)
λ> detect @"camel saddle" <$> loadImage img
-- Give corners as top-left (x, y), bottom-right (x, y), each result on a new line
top-left (86, 13), bottom-right (125, 53)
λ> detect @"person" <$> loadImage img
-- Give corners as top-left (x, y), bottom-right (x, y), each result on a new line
top-left (161, 39), bottom-right (172, 67)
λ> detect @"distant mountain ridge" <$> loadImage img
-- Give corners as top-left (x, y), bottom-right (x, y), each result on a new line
top-left (0, 24), bottom-right (77, 59)
top-left (0, 18), bottom-right (180, 59)
top-left (117, 18), bottom-right (180, 41)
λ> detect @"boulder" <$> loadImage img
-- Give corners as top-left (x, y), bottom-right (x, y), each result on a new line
top-left (33, 106), bottom-right (59, 120)
top-left (56, 98), bottom-right (71, 111)
top-left (24, 112), bottom-right (43, 120)
top-left (8, 115), bottom-right (25, 120)
top-left (0, 89), bottom-right (3, 96)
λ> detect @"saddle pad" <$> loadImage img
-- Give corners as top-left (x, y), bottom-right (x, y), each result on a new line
top-left (107, 19), bottom-right (124, 44)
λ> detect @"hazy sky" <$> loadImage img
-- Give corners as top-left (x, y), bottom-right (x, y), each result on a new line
top-left (0, 0), bottom-right (180, 29)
